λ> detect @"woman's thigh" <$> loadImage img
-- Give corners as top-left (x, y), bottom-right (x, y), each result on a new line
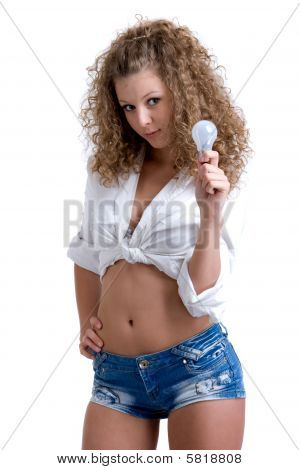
top-left (168, 397), bottom-right (246, 450)
top-left (82, 401), bottom-right (160, 450)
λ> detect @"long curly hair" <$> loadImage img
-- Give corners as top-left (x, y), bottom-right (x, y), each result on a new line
top-left (79, 16), bottom-right (253, 194)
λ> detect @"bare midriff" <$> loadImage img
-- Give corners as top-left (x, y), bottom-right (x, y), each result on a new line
top-left (96, 259), bottom-right (213, 357)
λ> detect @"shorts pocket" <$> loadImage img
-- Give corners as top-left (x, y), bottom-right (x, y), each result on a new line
top-left (92, 378), bottom-right (120, 404)
top-left (182, 338), bottom-right (229, 374)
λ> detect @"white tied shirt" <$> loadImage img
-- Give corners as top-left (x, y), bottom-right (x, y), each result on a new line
top-left (67, 146), bottom-right (249, 324)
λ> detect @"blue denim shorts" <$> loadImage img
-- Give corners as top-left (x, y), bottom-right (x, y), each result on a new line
top-left (90, 322), bottom-right (246, 420)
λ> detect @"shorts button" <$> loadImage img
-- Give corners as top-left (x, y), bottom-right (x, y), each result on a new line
top-left (183, 359), bottom-right (187, 364)
top-left (139, 360), bottom-right (149, 368)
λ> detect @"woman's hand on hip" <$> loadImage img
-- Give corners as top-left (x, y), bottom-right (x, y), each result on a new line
top-left (79, 316), bottom-right (104, 360)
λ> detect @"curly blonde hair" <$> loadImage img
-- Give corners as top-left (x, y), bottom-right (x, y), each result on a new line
top-left (79, 16), bottom-right (253, 193)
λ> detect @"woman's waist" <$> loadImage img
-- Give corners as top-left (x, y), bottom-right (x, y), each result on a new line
top-left (96, 312), bottom-right (213, 356)
top-left (97, 260), bottom-right (213, 355)
top-left (97, 299), bottom-right (213, 356)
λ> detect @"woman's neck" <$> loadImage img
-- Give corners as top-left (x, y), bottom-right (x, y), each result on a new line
top-left (145, 146), bottom-right (175, 172)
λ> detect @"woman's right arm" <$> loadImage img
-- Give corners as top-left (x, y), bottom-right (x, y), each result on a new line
top-left (67, 154), bottom-right (105, 358)
top-left (74, 263), bottom-right (104, 359)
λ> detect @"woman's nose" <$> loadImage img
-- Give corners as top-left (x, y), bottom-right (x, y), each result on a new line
top-left (136, 108), bottom-right (153, 126)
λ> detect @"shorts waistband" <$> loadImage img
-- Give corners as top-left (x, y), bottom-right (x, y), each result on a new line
top-left (95, 321), bottom-right (228, 367)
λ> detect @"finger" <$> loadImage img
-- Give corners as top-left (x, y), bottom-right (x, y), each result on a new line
top-left (87, 329), bottom-right (104, 347)
top-left (199, 150), bottom-right (219, 167)
top-left (79, 344), bottom-right (97, 360)
top-left (85, 327), bottom-right (103, 343)
top-left (84, 332), bottom-right (103, 349)
top-left (198, 162), bottom-right (224, 174)
top-left (197, 166), bottom-right (222, 188)
top-left (82, 336), bottom-right (102, 353)
top-left (90, 316), bottom-right (103, 329)
top-left (201, 173), bottom-right (225, 190)
top-left (205, 179), bottom-right (230, 193)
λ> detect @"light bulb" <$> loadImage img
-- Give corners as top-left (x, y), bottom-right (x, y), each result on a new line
top-left (192, 120), bottom-right (218, 152)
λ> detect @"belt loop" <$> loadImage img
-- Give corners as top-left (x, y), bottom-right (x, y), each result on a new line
top-left (219, 322), bottom-right (228, 337)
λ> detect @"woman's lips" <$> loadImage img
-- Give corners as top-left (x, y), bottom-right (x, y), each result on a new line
top-left (145, 129), bottom-right (160, 137)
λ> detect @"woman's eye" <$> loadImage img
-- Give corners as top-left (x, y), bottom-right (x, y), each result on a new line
top-left (122, 97), bottom-right (160, 112)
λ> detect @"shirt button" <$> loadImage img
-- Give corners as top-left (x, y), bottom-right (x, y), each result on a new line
top-left (183, 359), bottom-right (187, 364)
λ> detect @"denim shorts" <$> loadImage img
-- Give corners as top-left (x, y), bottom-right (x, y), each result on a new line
top-left (90, 322), bottom-right (246, 420)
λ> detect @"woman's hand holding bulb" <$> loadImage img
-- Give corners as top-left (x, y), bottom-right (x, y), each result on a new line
top-left (195, 149), bottom-right (230, 222)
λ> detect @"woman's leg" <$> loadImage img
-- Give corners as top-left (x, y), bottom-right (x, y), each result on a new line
top-left (82, 401), bottom-right (161, 450)
top-left (168, 398), bottom-right (246, 450)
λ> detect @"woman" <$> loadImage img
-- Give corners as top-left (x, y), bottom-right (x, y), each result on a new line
top-left (67, 17), bottom-right (252, 450)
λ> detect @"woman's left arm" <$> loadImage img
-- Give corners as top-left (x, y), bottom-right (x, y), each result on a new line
top-left (176, 150), bottom-right (248, 319)
top-left (187, 149), bottom-right (229, 295)
top-left (187, 217), bottom-right (223, 295)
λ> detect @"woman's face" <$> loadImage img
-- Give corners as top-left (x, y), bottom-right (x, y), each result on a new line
top-left (114, 68), bottom-right (174, 149)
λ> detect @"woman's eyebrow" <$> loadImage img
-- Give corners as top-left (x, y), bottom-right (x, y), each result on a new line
top-left (119, 91), bottom-right (161, 103)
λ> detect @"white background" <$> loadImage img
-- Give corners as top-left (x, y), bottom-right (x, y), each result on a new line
top-left (0, 0), bottom-right (299, 467)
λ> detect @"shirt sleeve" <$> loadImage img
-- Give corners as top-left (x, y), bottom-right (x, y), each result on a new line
top-left (176, 181), bottom-right (249, 323)
top-left (66, 155), bottom-right (101, 275)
